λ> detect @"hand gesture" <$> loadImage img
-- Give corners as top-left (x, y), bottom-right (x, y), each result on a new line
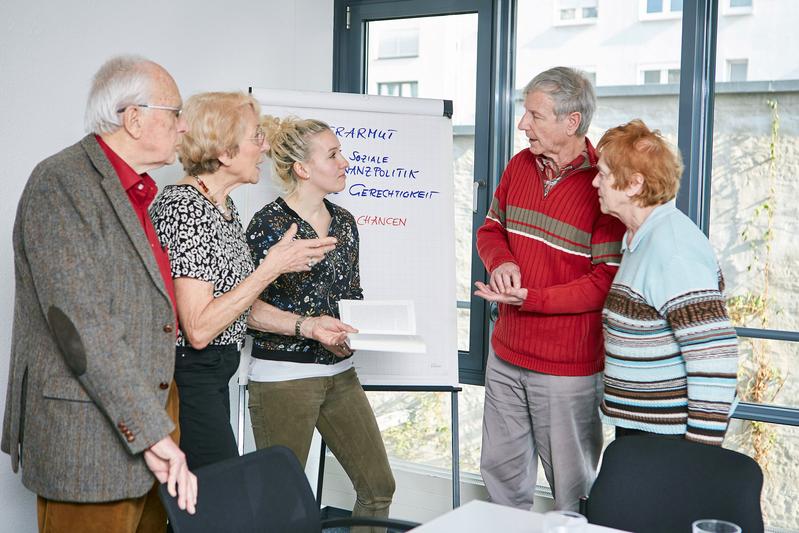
top-left (145, 436), bottom-right (197, 514)
top-left (474, 280), bottom-right (527, 306)
top-left (301, 315), bottom-right (358, 358)
top-left (489, 262), bottom-right (522, 294)
top-left (259, 223), bottom-right (337, 274)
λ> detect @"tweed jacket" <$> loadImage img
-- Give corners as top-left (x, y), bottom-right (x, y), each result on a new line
top-left (1, 135), bottom-right (177, 502)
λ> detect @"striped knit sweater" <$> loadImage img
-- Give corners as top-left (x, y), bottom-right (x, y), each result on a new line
top-left (599, 202), bottom-right (739, 446)
top-left (477, 141), bottom-right (625, 376)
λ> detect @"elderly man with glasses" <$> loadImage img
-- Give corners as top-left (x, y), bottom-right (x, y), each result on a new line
top-left (2, 55), bottom-right (196, 533)
top-left (474, 66), bottom-right (625, 512)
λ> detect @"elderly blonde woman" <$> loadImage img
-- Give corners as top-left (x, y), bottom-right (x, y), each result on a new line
top-left (246, 117), bottom-right (395, 525)
top-left (150, 93), bottom-right (336, 470)
top-left (592, 119), bottom-right (739, 446)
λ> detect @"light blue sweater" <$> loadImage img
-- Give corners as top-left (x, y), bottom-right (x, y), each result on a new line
top-left (599, 202), bottom-right (739, 445)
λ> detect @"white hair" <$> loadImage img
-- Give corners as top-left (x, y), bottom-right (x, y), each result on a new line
top-left (524, 67), bottom-right (596, 136)
top-left (84, 55), bottom-right (155, 135)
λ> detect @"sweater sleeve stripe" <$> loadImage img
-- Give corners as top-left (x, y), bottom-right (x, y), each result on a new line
top-left (487, 196), bottom-right (505, 226)
top-left (664, 292), bottom-right (739, 444)
top-left (592, 240), bottom-right (623, 265)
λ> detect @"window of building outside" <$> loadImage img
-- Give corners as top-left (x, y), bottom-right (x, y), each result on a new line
top-left (724, 0), bottom-right (754, 16)
top-left (377, 81), bottom-right (419, 97)
top-left (556, 0), bottom-right (598, 25)
top-left (641, 66), bottom-right (680, 84)
top-left (640, 0), bottom-right (682, 19)
top-left (727, 59), bottom-right (748, 81)
top-left (708, 1), bottom-right (799, 528)
top-left (377, 28), bottom-right (420, 59)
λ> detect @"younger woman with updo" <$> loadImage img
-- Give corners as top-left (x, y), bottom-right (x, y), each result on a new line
top-left (246, 116), bottom-right (395, 526)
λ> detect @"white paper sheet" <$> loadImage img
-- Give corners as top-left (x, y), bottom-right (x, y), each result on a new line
top-left (339, 300), bottom-right (426, 353)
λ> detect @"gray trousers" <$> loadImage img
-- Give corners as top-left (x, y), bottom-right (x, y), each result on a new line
top-left (480, 350), bottom-right (603, 511)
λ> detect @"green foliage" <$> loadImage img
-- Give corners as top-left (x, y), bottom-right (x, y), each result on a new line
top-left (726, 98), bottom-right (784, 471)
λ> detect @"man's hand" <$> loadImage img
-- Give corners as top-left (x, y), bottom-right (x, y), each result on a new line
top-left (489, 262), bottom-right (522, 294)
top-left (474, 280), bottom-right (527, 306)
top-left (145, 437), bottom-right (197, 514)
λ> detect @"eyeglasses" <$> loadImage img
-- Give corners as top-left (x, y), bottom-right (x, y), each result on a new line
top-left (116, 104), bottom-right (182, 118)
top-left (248, 126), bottom-right (266, 146)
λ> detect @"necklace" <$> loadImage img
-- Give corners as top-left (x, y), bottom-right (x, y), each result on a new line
top-left (193, 175), bottom-right (232, 221)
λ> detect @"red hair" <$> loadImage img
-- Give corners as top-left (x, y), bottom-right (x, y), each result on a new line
top-left (597, 119), bottom-right (683, 207)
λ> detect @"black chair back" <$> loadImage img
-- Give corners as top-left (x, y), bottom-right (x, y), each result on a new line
top-left (585, 435), bottom-right (763, 533)
top-left (159, 446), bottom-right (321, 533)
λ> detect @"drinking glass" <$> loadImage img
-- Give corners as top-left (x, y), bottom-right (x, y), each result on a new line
top-left (692, 519), bottom-right (742, 533)
top-left (542, 510), bottom-right (588, 532)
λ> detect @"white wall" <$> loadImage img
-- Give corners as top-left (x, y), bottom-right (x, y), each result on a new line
top-left (0, 1), bottom-right (333, 530)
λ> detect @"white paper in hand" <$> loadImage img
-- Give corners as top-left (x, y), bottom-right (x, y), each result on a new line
top-left (338, 300), bottom-right (426, 353)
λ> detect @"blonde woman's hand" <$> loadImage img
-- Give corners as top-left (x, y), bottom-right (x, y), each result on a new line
top-left (300, 315), bottom-right (358, 345)
top-left (258, 223), bottom-right (337, 275)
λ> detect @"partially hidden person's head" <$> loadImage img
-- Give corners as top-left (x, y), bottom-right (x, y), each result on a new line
top-left (178, 92), bottom-right (266, 184)
top-left (85, 55), bottom-right (187, 172)
top-left (262, 116), bottom-right (349, 197)
top-left (593, 119), bottom-right (683, 216)
top-left (518, 66), bottom-right (596, 159)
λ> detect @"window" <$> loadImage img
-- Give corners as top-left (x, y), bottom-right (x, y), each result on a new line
top-left (724, 0), bottom-right (754, 15)
top-left (643, 69), bottom-right (661, 84)
top-left (377, 81), bottom-right (419, 97)
top-left (709, 1), bottom-right (799, 528)
top-left (517, 0), bottom-right (683, 488)
top-left (727, 59), bottom-right (748, 81)
top-left (377, 28), bottom-right (419, 58)
top-left (556, 0), bottom-right (598, 25)
top-left (640, 66), bottom-right (680, 84)
top-left (338, 2), bottom-right (492, 476)
top-left (641, 0), bottom-right (682, 19)
top-left (336, 3), bottom-right (799, 529)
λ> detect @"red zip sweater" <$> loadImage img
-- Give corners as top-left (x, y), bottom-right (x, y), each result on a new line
top-left (477, 140), bottom-right (625, 376)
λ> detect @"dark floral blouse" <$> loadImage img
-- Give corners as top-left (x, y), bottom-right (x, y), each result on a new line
top-left (246, 197), bottom-right (363, 365)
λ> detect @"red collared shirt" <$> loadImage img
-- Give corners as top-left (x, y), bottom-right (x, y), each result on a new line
top-left (95, 135), bottom-right (177, 324)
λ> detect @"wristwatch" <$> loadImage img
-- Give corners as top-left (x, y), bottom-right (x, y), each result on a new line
top-left (295, 316), bottom-right (309, 338)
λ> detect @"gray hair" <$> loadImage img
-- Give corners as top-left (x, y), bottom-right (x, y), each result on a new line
top-left (524, 67), bottom-right (596, 136)
top-left (84, 55), bottom-right (155, 135)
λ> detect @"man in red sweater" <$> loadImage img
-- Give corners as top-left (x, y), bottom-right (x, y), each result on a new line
top-left (475, 67), bottom-right (625, 511)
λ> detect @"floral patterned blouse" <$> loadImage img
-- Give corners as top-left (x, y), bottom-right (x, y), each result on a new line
top-left (150, 184), bottom-right (254, 347)
top-left (246, 197), bottom-right (363, 365)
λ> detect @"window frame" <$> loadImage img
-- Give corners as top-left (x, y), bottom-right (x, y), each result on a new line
top-left (334, 0), bottom-right (799, 428)
top-left (334, 0), bottom-right (508, 386)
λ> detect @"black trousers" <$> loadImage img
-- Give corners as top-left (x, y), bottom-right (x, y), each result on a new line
top-left (615, 426), bottom-right (684, 440)
top-left (174, 344), bottom-right (241, 470)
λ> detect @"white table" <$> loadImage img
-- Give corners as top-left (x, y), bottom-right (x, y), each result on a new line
top-left (411, 500), bottom-right (630, 532)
